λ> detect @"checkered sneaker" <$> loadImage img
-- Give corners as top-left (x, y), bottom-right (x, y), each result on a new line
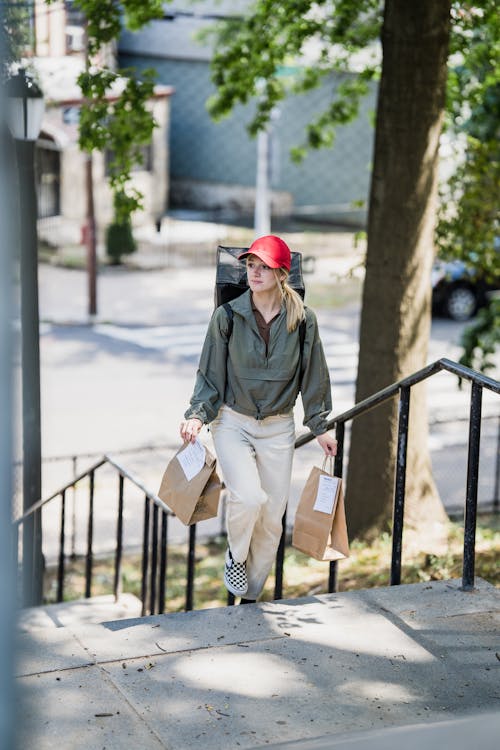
top-left (224, 548), bottom-right (248, 596)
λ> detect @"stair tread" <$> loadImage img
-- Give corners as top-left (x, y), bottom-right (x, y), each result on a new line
top-left (17, 593), bottom-right (142, 631)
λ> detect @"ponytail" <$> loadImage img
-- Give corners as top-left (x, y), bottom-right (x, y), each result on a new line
top-left (274, 269), bottom-right (305, 332)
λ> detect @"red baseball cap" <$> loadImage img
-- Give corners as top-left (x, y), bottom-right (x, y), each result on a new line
top-left (238, 235), bottom-right (292, 271)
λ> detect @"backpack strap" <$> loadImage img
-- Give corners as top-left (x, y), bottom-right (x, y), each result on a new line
top-left (222, 302), bottom-right (233, 340)
top-left (298, 317), bottom-right (306, 379)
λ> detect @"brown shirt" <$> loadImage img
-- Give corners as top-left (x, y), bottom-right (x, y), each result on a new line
top-left (251, 299), bottom-right (280, 352)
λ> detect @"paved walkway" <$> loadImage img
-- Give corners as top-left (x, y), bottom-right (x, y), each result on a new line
top-left (16, 578), bottom-right (500, 749)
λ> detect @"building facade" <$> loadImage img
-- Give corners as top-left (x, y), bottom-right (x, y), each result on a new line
top-left (32, 1), bottom-right (172, 250)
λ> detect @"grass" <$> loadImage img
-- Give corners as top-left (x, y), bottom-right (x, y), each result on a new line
top-left (44, 514), bottom-right (499, 612)
top-left (306, 277), bottom-right (362, 309)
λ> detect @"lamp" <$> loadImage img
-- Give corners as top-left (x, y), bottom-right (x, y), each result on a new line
top-left (7, 67), bottom-right (45, 606)
top-left (6, 67), bottom-right (45, 141)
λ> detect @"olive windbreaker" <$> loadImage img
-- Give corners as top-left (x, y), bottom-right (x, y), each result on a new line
top-left (185, 290), bottom-right (332, 435)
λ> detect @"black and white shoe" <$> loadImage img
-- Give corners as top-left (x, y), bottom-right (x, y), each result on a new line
top-left (224, 548), bottom-right (248, 596)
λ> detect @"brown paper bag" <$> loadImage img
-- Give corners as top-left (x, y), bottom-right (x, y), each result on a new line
top-left (292, 460), bottom-right (349, 561)
top-left (157, 443), bottom-right (222, 525)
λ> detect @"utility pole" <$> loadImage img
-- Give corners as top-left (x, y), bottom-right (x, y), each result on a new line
top-left (254, 126), bottom-right (271, 236)
top-left (85, 151), bottom-right (97, 316)
top-left (84, 22), bottom-right (97, 317)
top-left (254, 102), bottom-right (281, 237)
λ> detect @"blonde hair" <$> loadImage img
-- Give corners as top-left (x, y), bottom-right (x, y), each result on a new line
top-left (274, 269), bottom-right (306, 332)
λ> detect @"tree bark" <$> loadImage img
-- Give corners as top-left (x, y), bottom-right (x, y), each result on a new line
top-left (346, 0), bottom-right (451, 540)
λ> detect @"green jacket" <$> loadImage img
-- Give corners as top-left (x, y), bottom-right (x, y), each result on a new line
top-left (185, 290), bottom-right (332, 435)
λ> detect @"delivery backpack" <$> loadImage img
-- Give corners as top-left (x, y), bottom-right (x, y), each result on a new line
top-left (214, 245), bottom-right (305, 307)
top-left (214, 245), bottom-right (307, 363)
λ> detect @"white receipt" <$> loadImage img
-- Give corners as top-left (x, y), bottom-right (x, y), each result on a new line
top-left (313, 474), bottom-right (340, 515)
top-left (177, 439), bottom-right (206, 482)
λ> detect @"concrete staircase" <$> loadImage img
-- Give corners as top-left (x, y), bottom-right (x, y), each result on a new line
top-left (15, 579), bottom-right (500, 750)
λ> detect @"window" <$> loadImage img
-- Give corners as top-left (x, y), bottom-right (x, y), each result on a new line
top-left (104, 144), bottom-right (153, 176)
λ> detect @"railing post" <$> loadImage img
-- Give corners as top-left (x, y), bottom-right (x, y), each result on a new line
top-left (493, 414), bottom-right (499, 513)
top-left (150, 503), bottom-right (159, 615)
top-left (186, 524), bottom-right (196, 611)
top-left (462, 382), bottom-right (483, 591)
top-left (71, 455), bottom-right (77, 559)
top-left (57, 490), bottom-right (66, 602)
top-left (113, 474), bottom-right (124, 601)
top-left (158, 511), bottom-right (168, 615)
top-left (333, 422), bottom-right (345, 478)
top-left (391, 386), bottom-right (411, 586)
top-left (140, 497), bottom-right (150, 617)
top-left (85, 470), bottom-right (95, 598)
top-left (274, 508), bottom-right (287, 600)
top-left (328, 421), bottom-right (345, 593)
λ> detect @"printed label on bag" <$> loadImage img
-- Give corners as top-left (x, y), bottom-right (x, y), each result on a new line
top-left (313, 474), bottom-right (340, 515)
top-left (177, 439), bottom-right (206, 481)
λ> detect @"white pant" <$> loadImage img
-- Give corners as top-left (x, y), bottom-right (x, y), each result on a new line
top-left (210, 405), bottom-right (296, 599)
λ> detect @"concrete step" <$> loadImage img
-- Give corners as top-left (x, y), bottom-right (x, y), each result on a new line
top-left (15, 579), bottom-right (500, 750)
top-left (17, 593), bottom-right (142, 632)
top-left (259, 711), bottom-right (500, 750)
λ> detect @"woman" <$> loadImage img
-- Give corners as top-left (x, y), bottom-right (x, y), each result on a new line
top-left (180, 235), bottom-right (337, 602)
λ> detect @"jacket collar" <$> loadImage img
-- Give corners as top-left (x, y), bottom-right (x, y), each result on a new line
top-left (231, 289), bottom-right (286, 322)
top-left (230, 288), bottom-right (253, 316)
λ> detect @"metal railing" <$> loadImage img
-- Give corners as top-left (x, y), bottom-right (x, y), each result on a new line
top-left (13, 358), bottom-right (499, 613)
top-left (13, 455), bottom-right (184, 616)
top-left (291, 357), bottom-right (499, 594)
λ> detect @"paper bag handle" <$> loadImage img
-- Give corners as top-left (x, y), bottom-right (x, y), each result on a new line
top-left (321, 456), bottom-right (334, 476)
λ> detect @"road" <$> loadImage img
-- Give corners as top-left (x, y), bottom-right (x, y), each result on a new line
top-left (13, 261), bottom-right (498, 557)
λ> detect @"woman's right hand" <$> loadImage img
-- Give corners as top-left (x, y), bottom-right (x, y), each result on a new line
top-left (180, 417), bottom-right (203, 444)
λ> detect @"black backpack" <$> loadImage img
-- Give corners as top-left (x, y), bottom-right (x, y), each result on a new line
top-left (214, 245), bottom-right (307, 369)
top-left (214, 245), bottom-right (305, 308)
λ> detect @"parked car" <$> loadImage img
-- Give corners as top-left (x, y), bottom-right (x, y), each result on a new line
top-left (432, 257), bottom-right (499, 321)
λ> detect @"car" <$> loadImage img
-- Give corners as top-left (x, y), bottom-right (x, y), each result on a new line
top-left (431, 257), bottom-right (499, 322)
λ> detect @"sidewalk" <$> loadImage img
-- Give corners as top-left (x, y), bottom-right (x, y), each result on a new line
top-left (16, 578), bottom-right (500, 749)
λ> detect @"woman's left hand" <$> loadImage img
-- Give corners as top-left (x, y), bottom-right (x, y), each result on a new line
top-left (316, 431), bottom-right (338, 457)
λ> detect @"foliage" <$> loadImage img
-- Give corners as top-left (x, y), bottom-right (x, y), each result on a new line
top-left (205, 0), bottom-right (381, 159)
top-left (208, 0), bottom-right (499, 160)
top-left (459, 296), bottom-right (500, 374)
top-left (46, 0), bottom-right (164, 225)
top-left (447, 1), bottom-right (500, 134)
top-left (78, 65), bottom-right (158, 223)
top-left (73, 0), bottom-right (164, 57)
top-left (0, 0), bottom-right (33, 73)
top-left (436, 136), bottom-right (499, 278)
top-left (106, 220), bottom-right (137, 264)
top-left (438, 1), bottom-right (500, 274)
top-left (437, 1), bottom-right (500, 370)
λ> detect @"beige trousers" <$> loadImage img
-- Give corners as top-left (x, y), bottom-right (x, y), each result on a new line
top-left (210, 405), bottom-right (295, 599)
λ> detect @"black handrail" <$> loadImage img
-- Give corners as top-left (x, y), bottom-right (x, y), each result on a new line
top-left (295, 358), bottom-right (499, 451)
top-left (13, 359), bottom-right (499, 613)
top-left (12, 457), bottom-right (107, 526)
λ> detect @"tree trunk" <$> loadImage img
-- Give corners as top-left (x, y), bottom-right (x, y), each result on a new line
top-left (346, 0), bottom-right (451, 541)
